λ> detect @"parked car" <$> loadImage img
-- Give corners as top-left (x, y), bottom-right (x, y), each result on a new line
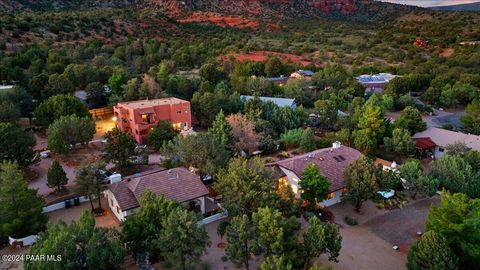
top-left (98, 169), bottom-right (117, 184)
top-left (201, 175), bottom-right (213, 183)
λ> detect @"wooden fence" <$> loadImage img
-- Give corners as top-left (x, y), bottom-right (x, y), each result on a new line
top-left (89, 107), bottom-right (113, 119)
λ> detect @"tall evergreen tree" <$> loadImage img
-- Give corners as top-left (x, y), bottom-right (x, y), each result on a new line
top-left (0, 161), bottom-right (47, 239)
top-left (424, 192), bottom-right (480, 268)
top-left (47, 160), bottom-right (68, 192)
top-left (303, 217), bottom-right (342, 269)
top-left (0, 122), bottom-right (35, 167)
top-left (342, 157), bottom-right (378, 212)
top-left (407, 231), bottom-right (458, 270)
top-left (209, 110), bottom-right (233, 149)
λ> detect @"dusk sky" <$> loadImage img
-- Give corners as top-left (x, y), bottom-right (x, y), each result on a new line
top-left (377, 0), bottom-right (480, 7)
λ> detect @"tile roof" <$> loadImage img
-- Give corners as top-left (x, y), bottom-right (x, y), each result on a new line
top-left (270, 146), bottom-right (363, 191)
top-left (107, 167), bottom-right (209, 211)
top-left (413, 127), bottom-right (480, 151)
top-left (414, 137), bottom-right (437, 150)
top-left (240, 95), bottom-right (296, 108)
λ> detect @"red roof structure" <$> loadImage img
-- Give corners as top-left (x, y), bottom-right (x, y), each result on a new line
top-left (414, 137), bottom-right (437, 150)
top-left (107, 167), bottom-right (209, 211)
top-left (270, 146), bottom-right (363, 191)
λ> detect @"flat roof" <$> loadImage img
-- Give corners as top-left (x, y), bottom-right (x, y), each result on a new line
top-left (118, 97), bottom-right (188, 109)
top-left (355, 73), bottom-right (397, 84)
top-left (240, 95), bottom-right (295, 107)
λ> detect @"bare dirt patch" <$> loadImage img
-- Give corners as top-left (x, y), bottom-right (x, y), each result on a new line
top-left (178, 12), bottom-right (264, 29)
top-left (440, 48), bottom-right (454, 58)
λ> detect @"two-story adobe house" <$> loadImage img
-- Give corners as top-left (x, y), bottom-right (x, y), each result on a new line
top-left (269, 142), bottom-right (363, 207)
top-left (113, 97), bottom-right (191, 144)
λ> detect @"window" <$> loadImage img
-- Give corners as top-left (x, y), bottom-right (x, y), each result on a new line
top-left (327, 192), bottom-right (334, 199)
top-left (141, 113), bottom-right (151, 123)
top-left (110, 199), bottom-right (113, 206)
top-left (177, 110), bottom-right (182, 114)
top-left (439, 147), bottom-right (444, 152)
top-left (116, 206), bottom-right (120, 214)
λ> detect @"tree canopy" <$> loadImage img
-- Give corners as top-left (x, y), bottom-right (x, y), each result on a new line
top-left (0, 161), bottom-right (47, 239)
top-left (0, 122), bottom-right (35, 167)
top-left (34, 94), bottom-right (90, 128)
top-left (424, 191), bottom-right (480, 268)
top-left (25, 212), bottom-right (125, 270)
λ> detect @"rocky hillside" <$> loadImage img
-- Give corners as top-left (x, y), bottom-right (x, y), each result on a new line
top-left (0, 0), bottom-right (420, 21)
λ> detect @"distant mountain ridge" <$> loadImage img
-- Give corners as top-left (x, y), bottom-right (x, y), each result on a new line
top-left (430, 1), bottom-right (480, 11)
top-left (0, 0), bottom-right (422, 22)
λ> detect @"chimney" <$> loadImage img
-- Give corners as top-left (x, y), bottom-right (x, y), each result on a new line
top-left (332, 141), bottom-right (341, 149)
top-left (391, 161), bottom-right (398, 169)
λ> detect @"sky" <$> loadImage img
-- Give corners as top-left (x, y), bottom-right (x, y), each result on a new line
top-left (377, 0), bottom-right (480, 7)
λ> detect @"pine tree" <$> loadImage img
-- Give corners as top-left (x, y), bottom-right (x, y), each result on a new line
top-left (47, 160), bottom-right (68, 192)
top-left (303, 217), bottom-right (342, 269)
top-left (342, 157), bottom-right (378, 212)
top-left (407, 231), bottom-right (458, 270)
top-left (209, 110), bottom-right (233, 149)
top-left (0, 161), bottom-right (47, 239)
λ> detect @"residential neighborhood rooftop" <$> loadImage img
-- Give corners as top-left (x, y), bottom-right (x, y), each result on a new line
top-left (355, 73), bottom-right (397, 84)
top-left (270, 145), bottom-right (363, 191)
top-left (117, 97), bottom-right (188, 109)
top-left (107, 167), bottom-right (209, 211)
top-left (240, 95), bottom-right (296, 108)
top-left (413, 127), bottom-right (480, 151)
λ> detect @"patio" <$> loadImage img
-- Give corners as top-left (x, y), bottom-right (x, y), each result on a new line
top-left (47, 197), bottom-right (121, 229)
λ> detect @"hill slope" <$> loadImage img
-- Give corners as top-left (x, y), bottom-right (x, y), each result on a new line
top-left (430, 1), bottom-right (480, 11)
top-left (0, 0), bottom-right (421, 21)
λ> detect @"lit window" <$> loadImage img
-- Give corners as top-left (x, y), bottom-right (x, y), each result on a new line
top-left (327, 192), bottom-right (334, 199)
top-left (342, 187), bottom-right (347, 193)
top-left (141, 114), bottom-right (151, 123)
top-left (116, 206), bottom-right (120, 213)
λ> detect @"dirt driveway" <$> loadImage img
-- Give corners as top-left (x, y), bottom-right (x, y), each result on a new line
top-left (317, 197), bottom-right (439, 270)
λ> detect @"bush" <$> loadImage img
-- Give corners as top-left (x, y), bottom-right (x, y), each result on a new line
top-left (442, 123), bottom-right (454, 131)
top-left (221, 256), bottom-right (229, 262)
top-left (161, 158), bottom-right (181, 169)
top-left (344, 215), bottom-right (358, 226)
top-left (280, 128), bottom-right (304, 149)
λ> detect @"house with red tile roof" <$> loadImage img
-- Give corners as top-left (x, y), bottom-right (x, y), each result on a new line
top-left (269, 142), bottom-right (363, 207)
top-left (105, 167), bottom-right (209, 221)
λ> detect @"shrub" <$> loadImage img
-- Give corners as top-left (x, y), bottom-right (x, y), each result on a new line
top-left (344, 215), bottom-right (358, 226)
top-left (280, 128), bottom-right (304, 149)
top-left (442, 123), bottom-right (454, 131)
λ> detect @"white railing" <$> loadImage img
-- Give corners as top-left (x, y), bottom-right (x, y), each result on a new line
top-left (200, 211), bottom-right (228, 225)
top-left (42, 196), bottom-right (90, 213)
top-left (9, 235), bottom-right (38, 247)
